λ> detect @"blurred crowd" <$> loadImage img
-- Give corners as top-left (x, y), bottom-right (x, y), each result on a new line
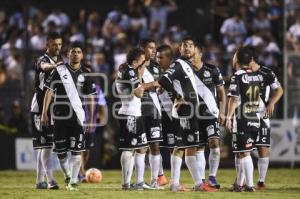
top-left (0, 0), bottom-right (291, 167)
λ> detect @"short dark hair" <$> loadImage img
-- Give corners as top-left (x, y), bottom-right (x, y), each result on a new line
top-left (181, 35), bottom-right (195, 44)
top-left (70, 41), bottom-right (84, 51)
top-left (127, 47), bottom-right (145, 65)
top-left (138, 38), bottom-right (156, 49)
top-left (156, 44), bottom-right (173, 59)
top-left (236, 46), bottom-right (254, 66)
top-left (46, 32), bottom-right (62, 41)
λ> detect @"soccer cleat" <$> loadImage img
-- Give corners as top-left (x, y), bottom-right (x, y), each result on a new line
top-left (194, 183), bottom-right (218, 192)
top-left (150, 179), bottom-right (164, 190)
top-left (36, 181), bottom-right (48, 189)
top-left (64, 175), bottom-right (71, 185)
top-left (66, 183), bottom-right (79, 191)
top-left (78, 174), bottom-right (87, 183)
top-left (170, 183), bottom-right (190, 192)
top-left (208, 176), bottom-right (221, 189)
top-left (257, 181), bottom-right (266, 190)
top-left (157, 175), bottom-right (168, 186)
top-left (244, 186), bottom-right (255, 192)
top-left (230, 184), bottom-right (243, 192)
top-left (48, 181), bottom-right (59, 190)
top-left (122, 183), bottom-right (134, 190)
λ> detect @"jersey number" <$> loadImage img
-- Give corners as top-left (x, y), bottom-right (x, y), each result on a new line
top-left (246, 85), bottom-right (260, 105)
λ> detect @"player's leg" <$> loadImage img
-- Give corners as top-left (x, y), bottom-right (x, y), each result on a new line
top-left (35, 149), bottom-right (47, 189)
top-left (185, 147), bottom-right (202, 188)
top-left (208, 138), bottom-right (221, 188)
top-left (149, 142), bottom-right (162, 187)
top-left (135, 147), bottom-right (148, 190)
top-left (196, 146), bottom-right (206, 182)
top-left (121, 150), bottom-right (134, 189)
top-left (257, 146), bottom-right (269, 189)
top-left (79, 133), bottom-right (95, 182)
top-left (170, 148), bottom-right (184, 191)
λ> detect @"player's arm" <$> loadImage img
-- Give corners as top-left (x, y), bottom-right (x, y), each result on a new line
top-left (41, 89), bottom-right (54, 127)
top-left (216, 85), bottom-right (226, 125)
top-left (158, 63), bottom-right (182, 100)
top-left (225, 96), bottom-right (238, 132)
top-left (141, 81), bottom-right (160, 91)
top-left (265, 70), bottom-right (284, 118)
top-left (40, 61), bottom-right (63, 71)
top-left (214, 67), bottom-right (226, 124)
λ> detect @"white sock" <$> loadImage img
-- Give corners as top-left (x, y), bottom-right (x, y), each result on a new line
top-left (70, 155), bottom-right (81, 184)
top-left (235, 156), bottom-right (245, 186)
top-left (196, 151), bottom-right (206, 180)
top-left (172, 155), bottom-right (182, 185)
top-left (209, 147), bottom-right (220, 177)
top-left (135, 153), bottom-right (146, 184)
top-left (258, 157), bottom-right (269, 182)
top-left (120, 151), bottom-right (133, 185)
top-left (242, 156), bottom-right (254, 187)
top-left (185, 155), bottom-right (202, 186)
top-left (158, 154), bottom-right (164, 176)
top-left (36, 149), bottom-right (45, 183)
top-left (41, 148), bottom-right (54, 183)
top-left (150, 154), bottom-right (161, 181)
top-left (59, 156), bottom-right (70, 178)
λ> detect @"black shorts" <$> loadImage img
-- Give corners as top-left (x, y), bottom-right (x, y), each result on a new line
top-left (53, 118), bottom-right (85, 154)
top-left (160, 112), bottom-right (176, 148)
top-left (118, 115), bottom-right (148, 150)
top-left (144, 116), bottom-right (162, 143)
top-left (31, 113), bottom-right (54, 149)
top-left (85, 133), bottom-right (95, 149)
top-left (175, 116), bottom-right (200, 148)
top-left (198, 118), bottom-right (220, 146)
top-left (232, 130), bottom-right (257, 153)
top-left (255, 118), bottom-right (271, 147)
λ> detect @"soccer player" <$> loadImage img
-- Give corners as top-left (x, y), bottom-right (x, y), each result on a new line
top-left (41, 42), bottom-right (96, 191)
top-left (115, 47), bottom-right (160, 190)
top-left (226, 46), bottom-right (261, 192)
top-left (138, 38), bottom-right (165, 188)
top-left (30, 32), bottom-right (63, 189)
top-left (192, 44), bottom-right (226, 188)
top-left (250, 58), bottom-right (283, 189)
top-left (156, 44), bottom-right (176, 186)
top-left (159, 36), bottom-right (217, 192)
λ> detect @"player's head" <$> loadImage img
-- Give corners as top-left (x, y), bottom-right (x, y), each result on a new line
top-left (233, 46), bottom-right (254, 70)
top-left (138, 38), bottom-right (156, 60)
top-left (193, 42), bottom-right (203, 62)
top-left (46, 32), bottom-right (62, 56)
top-left (68, 41), bottom-right (84, 65)
top-left (179, 36), bottom-right (196, 60)
top-left (127, 47), bottom-right (145, 69)
top-left (156, 44), bottom-right (173, 71)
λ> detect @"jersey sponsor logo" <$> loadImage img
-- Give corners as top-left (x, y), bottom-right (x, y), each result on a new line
top-left (126, 116), bottom-right (136, 134)
top-left (242, 74), bottom-right (263, 84)
top-left (187, 134), bottom-right (194, 142)
top-left (70, 137), bottom-right (76, 148)
top-left (78, 74), bottom-right (85, 83)
top-left (131, 138), bottom-right (137, 146)
top-left (40, 136), bottom-right (46, 144)
top-left (229, 84), bottom-right (237, 92)
top-left (34, 115), bottom-right (42, 132)
top-left (204, 71), bottom-right (210, 77)
top-left (206, 125), bottom-right (215, 136)
top-left (218, 74), bottom-right (223, 80)
top-left (247, 121), bottom-right (260, 128)
top-left (153, 67), bottom-right (159, 74)
top-left (179, 119), bottom-right (191, 130)
top-left (141, 133), bottom-right (147, 144)
top-left (150, 127), bottom-right (161, 138)
top-left (167, 134), bottom-right (175, 144)
top-left (129, 70), bottom-right (135, 76)
top-left (63, 74), bottom-right (68, 79)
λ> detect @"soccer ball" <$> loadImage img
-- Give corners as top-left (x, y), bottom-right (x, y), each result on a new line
top-left (85, 168), bottom-right (102, 183)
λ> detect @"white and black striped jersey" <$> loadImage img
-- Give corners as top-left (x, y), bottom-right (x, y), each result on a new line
top-left (30, 53), bottom-right (63, 113)
top-left (141, 60), bottom-right (161, 117)
top-left (193, 63), bottom-right (225, 117)
top-left (115, 63), bottom-right (142, 116)
top-left (44, 64), bottom-right (96, 117)
top-left (159, 58), bottom-right (198, 117)
top-left (228, 69), bottom-right (262, 132)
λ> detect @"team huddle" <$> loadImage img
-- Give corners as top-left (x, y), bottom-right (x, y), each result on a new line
top-left (30, 32), bottom-right (283, 192)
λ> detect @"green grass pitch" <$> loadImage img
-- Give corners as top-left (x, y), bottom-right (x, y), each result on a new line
top-left (0, 169), bottom-right (299, 199)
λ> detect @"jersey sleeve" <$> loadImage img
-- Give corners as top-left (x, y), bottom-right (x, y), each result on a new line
top-left (83, 74), bottom-right (97, 96)
top-left (115, 66), bottom-right (141, 96)
top-left (158, 63), bottom-right (182, 99)
top-left (265, 70), bottom-right (281, 90)
top-left (44, 69), bottom-right (59, 91)
top-left (36, 56), bottom-right (50, 71)
top-left (227, 74), bottom-right (240, 97)
top-left (212, 66), bottom-right (225, 86)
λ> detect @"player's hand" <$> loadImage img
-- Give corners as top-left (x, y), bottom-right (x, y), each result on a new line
top-left (218, 113), bottom-right (225, 125)
top-left (41, 113), bottom-right (49, 127)
top-left (265, 102), bottom-right (275, 118)
top-left (134, 86), bottom-right (145, 98)
top-left (153, 81), bottom-right (161, 89)
top-left (174, 97), bottom-right (187, 110)
top-left (225, 117), bottom-right (232, 133)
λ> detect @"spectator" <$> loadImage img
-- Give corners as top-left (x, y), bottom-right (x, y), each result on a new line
top-left (287, 15), bottom-right (300, 52)
top-left (7, 99), bottom-right (29, 136)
